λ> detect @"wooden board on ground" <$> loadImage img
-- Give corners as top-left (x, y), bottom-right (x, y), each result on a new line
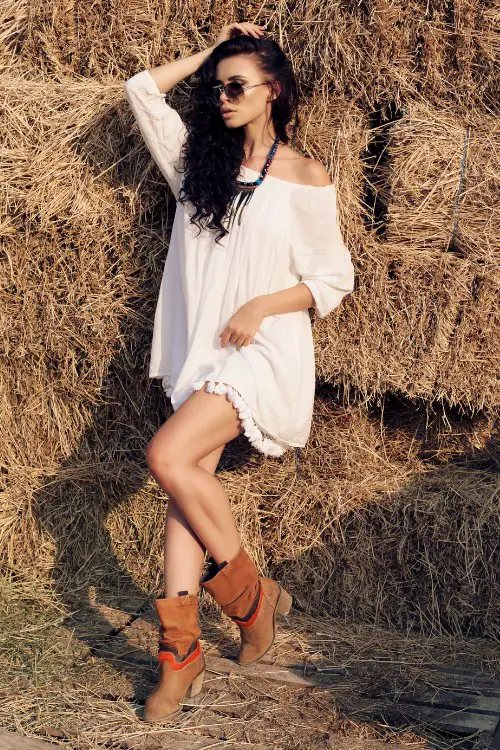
top-left (0, 728), bottom-right (267, 750)
top-left (360, 686), bottom-right (500, 739)
top-left (206, 654), bottom-right (338, 688)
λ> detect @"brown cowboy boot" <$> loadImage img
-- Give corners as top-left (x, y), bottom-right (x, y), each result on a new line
top-left (200, 547), bottom-right (292, 665)
top-left (142, 591), bottom-right (206, 723)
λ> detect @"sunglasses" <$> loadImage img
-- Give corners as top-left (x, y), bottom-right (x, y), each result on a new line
top-left (210, 80), bottom-right (271, 106)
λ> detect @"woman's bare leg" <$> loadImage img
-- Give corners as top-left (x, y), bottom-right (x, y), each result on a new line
top-left (147, 383), bottom-right (244, 589)
top-left (163, 444), bottom-right (225, 597)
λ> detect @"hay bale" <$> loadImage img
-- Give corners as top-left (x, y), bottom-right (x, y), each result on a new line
top-left (439, 273), bottom-right (499, 410)
top-left (311, 101), bottom-right (499, 411)
top-left (286, 92), bottom-right (499, 414)
top-left (3, 1), bottom-right (497, 114)
top-left (314, 248), bottom-right (499, 411)
top-left (372, 103), bottom-right (499, 268)
top-left (0, 73), bottom-right (183, 484)
top-left (0, 16), bottom-right (497, 642)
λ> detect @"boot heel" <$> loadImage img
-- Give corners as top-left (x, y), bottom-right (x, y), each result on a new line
top-left (276, 586), bottom-right (292, 615)
top-left (185, 668), bottom-right (205, 698)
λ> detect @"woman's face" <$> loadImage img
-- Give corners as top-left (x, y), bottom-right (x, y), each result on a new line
top-left (214, 55), bottom-right (277, 128)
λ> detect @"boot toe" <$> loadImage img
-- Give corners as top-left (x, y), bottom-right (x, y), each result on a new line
top-left (142, 693), bottom-right (182, 723)
top-left (236, 631), bottom-right (274, 665)
top-left (141, 703), bottom-right (182, 722)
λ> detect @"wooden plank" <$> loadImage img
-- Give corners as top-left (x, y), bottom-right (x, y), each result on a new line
top-left (396, 689), bottom-right (500, 715)
top-left (0, 728), bottom-right (266, 750)
top-left (205, 654), bottom-right (336, 687)
top-left (117, 732), bottom-right (265, 750)
top-left (0, 730), bottom-right (65, 750)
top-left (257, 654), bottom-right (349, 676)
top-left (416, 665), bottom-right (500, 695)
top-left (369, 702), bottom-right (499, 736)
top-left (102, 649), bottom-right (340, 689)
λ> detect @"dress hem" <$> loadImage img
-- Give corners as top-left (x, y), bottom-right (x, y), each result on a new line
top-left (160, 373), bottom-right (290, 458)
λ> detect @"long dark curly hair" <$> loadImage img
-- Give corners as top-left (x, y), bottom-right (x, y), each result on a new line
top-left (176, 35), bottom-right (300, 245)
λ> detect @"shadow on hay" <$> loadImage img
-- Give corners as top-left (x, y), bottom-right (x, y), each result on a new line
top-left (30, 385), bottom-right (499, 716)
top-left (19, 94), bottom-right (274, 699)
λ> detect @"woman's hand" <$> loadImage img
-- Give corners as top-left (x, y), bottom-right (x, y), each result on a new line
top-left (219, 298), bottom-right (268, 348)
top-left (214, 22), bottom-right (266, 47)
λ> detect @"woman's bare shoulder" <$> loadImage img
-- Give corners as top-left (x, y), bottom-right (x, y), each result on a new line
top-left (275, 147), bottom-right (332, 187)
top-left (296, 157), bottom-right (332, 187)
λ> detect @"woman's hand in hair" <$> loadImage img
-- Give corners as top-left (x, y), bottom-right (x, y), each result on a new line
top-left (214, 22), bottom-right (266, 47)
top-left (218, 298), bottom-right (268, 348)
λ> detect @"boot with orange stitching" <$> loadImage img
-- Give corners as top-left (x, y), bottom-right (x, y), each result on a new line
top-left (142, 591), bottom-right (205, 723)
top-left (200, 546), bottom-right (292, 665)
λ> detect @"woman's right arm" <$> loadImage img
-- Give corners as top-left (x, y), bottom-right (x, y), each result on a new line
top-left (146, 46), bottom-right (216, 94)
top-left (123, 47), bottom-right (216, 201)
top-left (146, 22), bottom-right (265, 93)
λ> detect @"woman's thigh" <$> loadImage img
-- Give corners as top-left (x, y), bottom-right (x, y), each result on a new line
top-left (146, 383), bottom-right (244, 470)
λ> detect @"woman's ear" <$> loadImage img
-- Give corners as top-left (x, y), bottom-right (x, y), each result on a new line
top-left (269, 80), bottom-right (281, 102)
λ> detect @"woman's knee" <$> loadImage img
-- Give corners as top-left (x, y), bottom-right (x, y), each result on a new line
top-left (145, 433), bottom-right (179, 482)
top-left (146, 386), bottom-right (238, 479)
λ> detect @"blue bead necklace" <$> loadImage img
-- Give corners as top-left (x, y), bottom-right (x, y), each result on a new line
top-left (226, 133), bottom-right (281, 230)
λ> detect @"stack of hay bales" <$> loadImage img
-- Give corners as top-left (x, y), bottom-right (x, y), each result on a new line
top-left (1, 2), bottom-right (498, 638)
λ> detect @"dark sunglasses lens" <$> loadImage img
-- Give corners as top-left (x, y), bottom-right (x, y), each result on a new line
top-left (227, 82), bottom-right (244, 101)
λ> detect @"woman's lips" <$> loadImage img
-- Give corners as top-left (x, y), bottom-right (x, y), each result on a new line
top-left (222, 111), bottom-right (234, 118)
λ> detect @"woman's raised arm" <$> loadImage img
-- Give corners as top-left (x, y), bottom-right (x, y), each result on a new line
top-left (147, 22), bottom-right (265, 93)
top-left (123, 46), bottom-right (215, 200)
top-left (123, 25), bottom-right (265, 200)
top-left (147, 45), bottom-right (216, 94)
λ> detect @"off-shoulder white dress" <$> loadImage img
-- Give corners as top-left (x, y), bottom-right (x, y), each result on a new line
top-left (124, 69), bottom-right (355, 457)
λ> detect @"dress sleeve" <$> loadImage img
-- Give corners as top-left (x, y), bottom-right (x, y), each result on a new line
top-left (289, 184), bottom-right (355, 319)
top-left (123, 69), bottom-right (188, 201)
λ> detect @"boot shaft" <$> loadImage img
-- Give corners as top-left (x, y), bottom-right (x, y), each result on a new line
top-left (154, 591), bottom-right (201, 662)
top-left (200, 546), bottom-right (260, 621)
top-left (143, 590), bottom-right (206, 723)
top-left (199, 546), bottom-right (293, 666)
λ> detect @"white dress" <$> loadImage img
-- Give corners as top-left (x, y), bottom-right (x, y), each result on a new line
top-left (124, 70), bottom-right (355, 458)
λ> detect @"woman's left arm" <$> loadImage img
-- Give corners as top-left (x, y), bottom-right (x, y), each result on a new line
top-left (258, 184), bottom-right (355, 319)
top-left (219, 183), bottom-right (355, 348)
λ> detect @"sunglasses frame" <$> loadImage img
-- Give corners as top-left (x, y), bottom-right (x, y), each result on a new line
top-left (210, 80), bottom-right (272, 106)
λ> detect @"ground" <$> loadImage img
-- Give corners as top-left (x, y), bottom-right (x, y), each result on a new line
top-left (2, 580), bottom-right (499, 750)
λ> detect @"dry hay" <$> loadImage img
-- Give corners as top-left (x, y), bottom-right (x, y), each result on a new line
top-left (2, 0), bottom-right (497, 116)
top-left (314, 247), bottom-right (499, 412)
top-left (310, 100), bottom-right (499, 410)
top-left (0, 28), bottom-right (497, 460)
top-left (0, 1), bottom-right (498, 660)
top-left (372, 102), bottom-right (498, 269)
top-left (0, 73), bottom-right (177, 475)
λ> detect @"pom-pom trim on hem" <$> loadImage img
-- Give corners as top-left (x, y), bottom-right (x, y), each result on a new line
top-left (161, 373), bottom-right (175, 398)
top-left (188, 379), bottom-right (288, 458)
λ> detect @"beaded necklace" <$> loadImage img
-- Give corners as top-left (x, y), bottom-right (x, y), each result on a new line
top-left (226, 133), bottom-right (281, 231)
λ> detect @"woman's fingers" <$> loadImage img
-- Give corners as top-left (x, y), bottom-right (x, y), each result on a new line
top-left (219, 329), bottom-right (256, 348)
top-left (242, 22), bottom-right (263, 37)
top-left (229, 21), bottom-right (265, 38)
top-left (244, 22), bottom-right (265, 37)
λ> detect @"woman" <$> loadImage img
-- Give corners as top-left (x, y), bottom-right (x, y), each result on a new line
top-left (123, 22), bottom-right (355, 723)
